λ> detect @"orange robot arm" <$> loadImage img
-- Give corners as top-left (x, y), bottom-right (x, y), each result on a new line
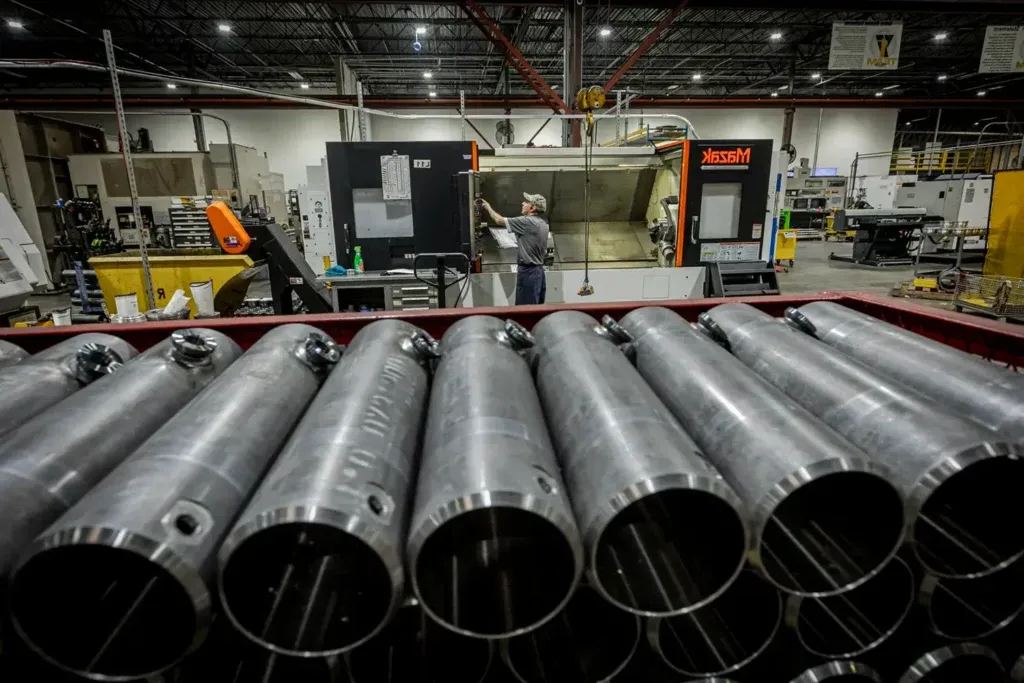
top-left (205, 201), bottom-right (252, 254)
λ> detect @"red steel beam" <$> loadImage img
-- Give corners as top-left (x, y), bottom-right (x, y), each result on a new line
top-left (460, 0), bottom-right (569, 113)
top-left (603, 0), bottom-right (690, 94)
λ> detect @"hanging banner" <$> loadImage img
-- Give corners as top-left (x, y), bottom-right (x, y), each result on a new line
top-left (979, 26), bottom-right (1024, 73)
top-left (828, 22), bottom-right (903, 70)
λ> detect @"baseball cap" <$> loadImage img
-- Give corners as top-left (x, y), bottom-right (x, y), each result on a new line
top-left (523, 192), bottom-right (547, 213)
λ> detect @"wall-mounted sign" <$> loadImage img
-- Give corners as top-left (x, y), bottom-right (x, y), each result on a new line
top-left (701, 147), bottom-right (752, 170)
top-left (829, 22), bottom-right (903, 70)
top-left (979, 26), bottom-right (1024, 73)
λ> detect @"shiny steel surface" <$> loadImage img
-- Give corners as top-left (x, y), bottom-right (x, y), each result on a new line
top-left (897, 643), bottom-right (1006, 683)
top-left (530, 310), bottom-right (748, 617)
top-left (0, 338), bottom-right (27, 368)
top-left (0, 328), bottom-right (239, 581)
top-left (0, 332), bottom-right (137, 437)
top-left (786, 557), bottom-right (914, 658)
top-left (219, 319), bottom-right (435, 657)
top-left (789, 661), bottom-right (883, 683)
top-left (347, 603), bottom-right (492, 683)
top-left (10, 325), bottom-right (336, 681)
top-left (701, 303), bottom-right (1024, 580)
top-left (919, 559), bottom-right (1024, 640)
top-left (648, 570), bottom-right (781, 677)
top-left (619, 306), bottom-right (903, 597)
top-left (502, 585), bottom-right (640, 683)
top-left (790, 302), bottom-right (1024, 440)
top-left (408, 316), bottom-right (583, 639)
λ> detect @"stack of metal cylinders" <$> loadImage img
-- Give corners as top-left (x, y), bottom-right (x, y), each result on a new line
top-left (9, 324), bottom-right (339, 681)
top-left (0, 338), bottom-right (28, 368)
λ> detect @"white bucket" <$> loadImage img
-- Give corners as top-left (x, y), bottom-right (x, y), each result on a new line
top-left (114, 293), bottom-right (140, 317)
top-left (52, 308), bottom-right (72, 326)
top-left (190, 280), bottom-right (215, 316)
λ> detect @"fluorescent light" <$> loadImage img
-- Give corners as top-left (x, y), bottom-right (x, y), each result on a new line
top-left (599, 27), bottom-right (611, 37)
top-left (770, 32), bottom-right (782, 40)
top-left (415, 26), bottom-right (426, 35)
top-left (905, 121), bottom-right (911, 126)
top-left (771, 92), bottom-right (779, 97)
top-left (300, 83), bottom-right (310, 89)
top-left (937, 74), bottom-right (948, 81)
top-left (429, 91), bottom-right (437, 97)
top-left (934, 32), bottom-right (948, 41)
top-left (666, 84), bottom-right (679, 91)
top-left (692, 73), bottom-right (702, 81)
top-left (778, 84), bottom-right (788, 90)
top-left (883, 84), bottom-right (899, 91)
top-left (811, 72), bottom-right (821, 79)
top-left (217, 24), bottom-right (231, 32)
top-left (973, 121), bottom-right (980, 126)
top-left (874, 91), bottom-right (883, 97)
top-left (423, 72), bottom-right (432, 79)
top-left (977, 90), bottom-right (987, 96)
top-left (7, 20), bottom-right (23, 29)
top-left (167, 83), bottom-right (177, 89)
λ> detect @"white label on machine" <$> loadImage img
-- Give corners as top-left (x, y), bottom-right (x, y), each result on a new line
top-left (381, 154), bottom-right (412, 200)
top-left (828, 22), bottom-right (902, 70)
top-left (979, 26), bottom-right (1024, 73)
top-left (752, 223), bottom-right (763, 239)
top-left (413, 159), bottom-right (431, 169)
top-left (700, 242), bottom-right (762, 262)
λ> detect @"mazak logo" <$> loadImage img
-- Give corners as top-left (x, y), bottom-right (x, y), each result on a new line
top-left (702, 147), bottom-right (751, 165)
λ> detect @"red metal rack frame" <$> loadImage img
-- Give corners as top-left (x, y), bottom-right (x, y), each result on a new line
top-left (2, 293), bottom-right (1022, 368)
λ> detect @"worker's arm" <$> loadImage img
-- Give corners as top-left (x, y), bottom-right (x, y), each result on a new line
top-left (479, 200), bottom-right (507, 227)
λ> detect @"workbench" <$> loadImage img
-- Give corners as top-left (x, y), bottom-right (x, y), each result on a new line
top-left (319, 271), bottom-right (462, 312)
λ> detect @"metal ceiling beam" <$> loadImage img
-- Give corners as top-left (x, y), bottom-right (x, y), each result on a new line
top-left (603, 1), bottom-right (690, 93)
top-left (459, 0), bottom-right (569, 113)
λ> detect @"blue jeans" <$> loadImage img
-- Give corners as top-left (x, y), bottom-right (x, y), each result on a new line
top-left (515, 265), bottom-right (546, 305)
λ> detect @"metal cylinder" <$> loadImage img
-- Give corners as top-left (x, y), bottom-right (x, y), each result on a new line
top-left (232, 651), bottom-right (344, 683)
top-left (788, 301), bottom-right (1024, 440)
top-left (897, 643), bottom-right (1007, 683)
top-left (648, 570), bottom-right (781, 678)
top-left (786, 557), bottom-right (914, 659)
top-left (347, 602), bottom-right (492, 683)
top-left (502, 585), bottom-right (640, 683)
top-left (0, 328), bottom-right (239, 580)
top-left (0, 332), bottom-right (138, 437)
top-left (408, 316), bottom-right (583, 639)
top-left (530, 310), bottom-right (748, 617)
top-left (219, 319), bottom-right (436, 657)
top-left (619, 306), bottom-right (904, 596)
top-left (0, 338), bottom-right (27, 368)
top-left (9, 325), bottom-right (338, 681)
top-left (789, 661), bottom-right (884, 683)
top-left (920, 559), bottom-right (1024, 640)
top-left (700, 303), bottom-right (1024, 580)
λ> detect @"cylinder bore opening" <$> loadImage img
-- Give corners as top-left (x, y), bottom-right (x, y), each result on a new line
top-left (927, 564), bottom-right (1024, 639)
top-left (796, 558), bottom-right (912, 658)
top-left (505, 586), bottom-right (638, 683)
top-left (415, 506), bottom-right (577, 637)
top-left (914, 457), bottom-right (1024, 577)
top-left (657, 571), bottom-right (780, 676)
top-left (11, 545), bottom-right (196, 679)
top-left (220, 522), bottom-right (391, 654)
top-left (761, 471), bottom-right (904, 595)
top-left (594, 488), bottom-right (746, 614)
top-left (349, 607), bottom-right (492, 683)
top-left (235, 651), bottom-right (340, 683)
top-left (904, 652), bottom-right (1006, 683)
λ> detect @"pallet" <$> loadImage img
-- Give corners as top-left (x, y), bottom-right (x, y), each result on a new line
top-left (891, 281), bottom-right (953, 301)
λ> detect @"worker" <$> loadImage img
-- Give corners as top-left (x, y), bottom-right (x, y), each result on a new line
top-left (479, 193), bottom-right (549, 305)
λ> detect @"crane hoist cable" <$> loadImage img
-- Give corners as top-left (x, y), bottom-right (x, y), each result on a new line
top-left (575, 85), bottom-right (606, 296)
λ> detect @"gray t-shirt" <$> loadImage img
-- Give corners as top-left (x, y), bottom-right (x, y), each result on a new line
top-left (506, 214), bottom-right (549, 266)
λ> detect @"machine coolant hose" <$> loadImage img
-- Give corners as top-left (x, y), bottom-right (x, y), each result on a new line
top-left (618, 306), bottom-right (904, 597)
top-left (218, 320), bottom-right (436, 657)
top-left (0, 332), bottom-right (137, 437)
top-left (530, 310), bottom-right (748, 616)
top-left (700, 303), bottom-right (1024, 580)
top-left (9, 325), bottom-right (338, 681)
top-left (407, 316), bottom-right (583, 639)
top-left (787, 301), bottom-right (1024, 440)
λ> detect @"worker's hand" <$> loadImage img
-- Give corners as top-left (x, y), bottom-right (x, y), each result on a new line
top-left (478, 199), bottom-right (491, 210)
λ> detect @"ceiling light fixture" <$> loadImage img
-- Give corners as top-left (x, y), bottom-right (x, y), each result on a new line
top-left (770, 32), bottom-right (782, 40)
top-left (424, 72), bottom-right (433, 79)
top-left (666, 84), bottom-right (679, 91)
top-left (778, 84), bottom-right (788, 90)
top-left (415, 27), bottom-right (426, 35)
top-left (883, 84), bottom-right (899, 91)
top-left (217, 24), bottom-right (231, 32)
top-left (429, 91), bottom-right (437, 97)
top-left (937, 74), bottom-right (948, 81)
top-left (599, 27), bottom-right (612, 37)
top-left (977, 90), bottom-right (987, 96)
top-left (692, 73), bottom-right (702, 81)
top-left (300, 83), bottom-right (310, 89)
top-left (167, 83), bottom-right (177, 89)
top-left (811, 72), bottom-right (821, 79)
top-left (934, 32), bottom-right (948, 41)
top-left (874, 91), bottom-right (883, 97)
top-left (7, 19), bottom-right (24, 29)
top-left (771, 91), bottom-right (779, 97)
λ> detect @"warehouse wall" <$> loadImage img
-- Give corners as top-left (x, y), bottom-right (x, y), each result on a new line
top-left (54, 106), bottom-right (897, 189)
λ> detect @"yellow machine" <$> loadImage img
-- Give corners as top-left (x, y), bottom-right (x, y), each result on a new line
top-left (985, 169), bottom-right (1024, 279)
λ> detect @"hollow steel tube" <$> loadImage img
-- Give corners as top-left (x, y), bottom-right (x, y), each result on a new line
top-left (897, 643), bottom-right (1007, 683)
top-left (0, 332), bottom-right (137, 437)
top-left (502, 585), bottom-right (640, 683)
top-left (619, 306), bottom-right (904, 597)
top-left (786, 557), bottom-right (914, 659)
top-left (701, 303), bottom-right (1024, 580)
top-left (789, 661), bottom-right (884, 683)
top-left (648, 570), bottom-right (782, 678)
top-left (9, 325), bottom-right (338, 681)
top-left (347, 602), bottom-right (492, 683)
top-left (0, 329), bottom-right (239, 583)
top-left (919, 559), bottom-right (1024, 641)
top-left (788, 302), bottom-right (1024, 440)
top-left (529, 310), bottom-right (748, 617)
top-left (0, 338), bottom-right (27, 368)
top-left (218, 319), bottom-right (436, 657)
top-left (408, 316), bottom-right (583, 639)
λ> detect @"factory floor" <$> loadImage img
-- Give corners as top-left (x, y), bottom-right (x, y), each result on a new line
top-left (25, 239), bottom-right (937, 317)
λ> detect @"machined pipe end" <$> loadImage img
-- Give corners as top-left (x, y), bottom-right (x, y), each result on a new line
top-left (897, 643), bottom-right (1006, 683)
top-left (787, 557), bottom-right (914, 660)
top-left (910, 443), bottom-right (1024, 579)
top-left (754, 460), bottom-right (906, 597)
top-left (649, 570), bottom-right (781, 678)
top-left (920, 559), bottom-right (1024, 640)
top-left (72, 343), bottom-right (125, 383)
top-left (789, 661), bottom-right (883, 683)
top-left (590, 474), bottom-right (749, 617)
top-left (503, 585), bottom-right (640, 683)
